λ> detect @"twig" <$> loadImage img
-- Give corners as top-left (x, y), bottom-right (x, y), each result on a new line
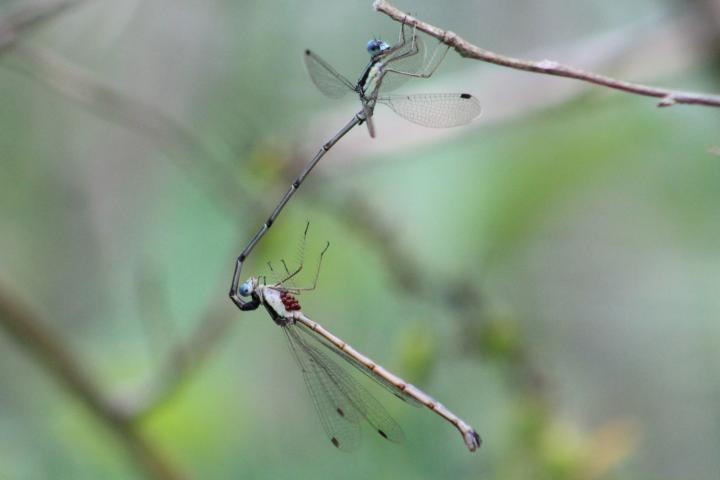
top-left (373, 0), bottom-right (720, 108)
top-left (3, 42), bottom-right (303, 418)
top-left (0, 0), bottom-right (86, 50)
top-left (121, 302), bottom-right (233, 418)
top-left (0, 284), bottom-right (189, 480)
top-left (0, 3), bottom-right (189, 477)
top-left (9, 44), bottom-right (257, 215)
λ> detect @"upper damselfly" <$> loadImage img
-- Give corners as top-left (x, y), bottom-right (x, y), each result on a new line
top-left (229, 26), bottom-right (483, 294)
top-left (304, 22), bottom-right (482, 137)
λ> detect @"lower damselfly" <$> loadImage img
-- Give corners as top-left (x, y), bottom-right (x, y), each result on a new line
top-left (232, 226), bottom-right (481, 452)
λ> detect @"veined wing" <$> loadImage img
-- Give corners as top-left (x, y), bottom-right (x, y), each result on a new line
top-left (283, 325), bottom-right (362, 451)
top-left (304, 49), bottom-right (355, 99)
top-left (284, 324), bottom-right (404, 450)
top-left (294, 318), bottom-right (423, 407)
top-left (377, 93), bottom-right (482, 128)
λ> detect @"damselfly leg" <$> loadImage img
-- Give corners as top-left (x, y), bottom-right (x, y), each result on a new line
top-left (277, 225), bottom-right (330, 293)
top-left (381, 43), bottom-right (450, 82)
top-left (274, 222), bottom-right (312, 286)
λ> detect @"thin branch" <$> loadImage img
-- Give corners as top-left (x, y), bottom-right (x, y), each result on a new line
top-left (4, 40), bottom-right (278, 416)
top-left (3, 42), bottom-right (284, 419)
top-left (0, 285), bottom-right (189, 480)
top-left (8, 44), bottom-right (257, 215)
top-left (121, 302), bottom-right (234, 419)
top-left (0, 0), bottom-right (86, 50)
top-left (373, 0), bottom-right (720, 108)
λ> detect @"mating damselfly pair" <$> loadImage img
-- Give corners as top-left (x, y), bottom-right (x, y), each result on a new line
top-left (229, 22), bottom-right (482, 452)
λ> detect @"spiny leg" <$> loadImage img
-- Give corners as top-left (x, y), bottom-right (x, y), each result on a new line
top-left (291, 221), bottom-right (312, 286)
top-left (396, 14), bottom-right (414, 45)
top-left (365, 27), bottom-right (423, 100)
top-left (382, 24), bottom-right (420, 63)
top-left (280, 259), bottom-right (297, 289)
top-left (274, 222), bottom-right (311, 287)
top-left (378, 15), bottom-right (414, 58)
top-left (266, 261), bottom-right (284, 286)
top-left (268, 258), bottom-right (299, 289)
top-left (383, 41), bottom-right (449, 80)
top-left (284, 241), bottom-right (330, 293)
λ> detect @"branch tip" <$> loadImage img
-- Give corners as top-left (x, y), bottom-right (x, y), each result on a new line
top-left (373, 0), bottom-right (720, 108)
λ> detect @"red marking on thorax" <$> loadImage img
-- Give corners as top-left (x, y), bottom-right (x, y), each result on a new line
top-left (279, 291), bottom-right (301, 311)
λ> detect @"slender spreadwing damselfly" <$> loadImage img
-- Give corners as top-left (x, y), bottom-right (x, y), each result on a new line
top-left (230, 23), bottom-right (482, 305)
top-left (304, 22), bottom-right (482, 137)
top-left (232, 226), bottom-right (481, 452)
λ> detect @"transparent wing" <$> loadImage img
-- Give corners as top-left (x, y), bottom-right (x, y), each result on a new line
top-left (375, 34), bottom-right (426, 94)
top-left (294, 320), bottom-right (423, 407)
top-left (304, 49), bottom-right (355, 99)
top-left (285, 324), bottom-right (405, 450)
top-left (284, 326), bottom-right (362, 451)
top-left (377, 93), bottom-right (482, 128)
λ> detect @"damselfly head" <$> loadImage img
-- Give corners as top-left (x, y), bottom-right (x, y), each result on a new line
top-left (366, 39), bottom-right (389, 56)
top-left (239, 277), bottom-right (258, 297)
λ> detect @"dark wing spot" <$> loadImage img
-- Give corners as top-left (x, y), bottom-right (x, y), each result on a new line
top-left (377, 429), bottom-right (388, 439)
top-left (305, 49), bottom-right (311, 55)
top-left (331, 437), bottom-right (340, 448)
top-left (336, 407), bottom-right (345, 417)
top-left (460, 93), bottom-right (471, 99)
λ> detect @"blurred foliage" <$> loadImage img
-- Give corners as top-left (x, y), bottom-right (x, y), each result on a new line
top-left (1, 0), bottom-right (719, 479)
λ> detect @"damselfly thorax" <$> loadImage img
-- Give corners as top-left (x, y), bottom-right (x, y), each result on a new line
top-left (258, 283), bottom-right (302, 325)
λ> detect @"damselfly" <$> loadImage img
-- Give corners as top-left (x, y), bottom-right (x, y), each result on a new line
top-left (232, 227), bottom-right (482, 452)
top-left (230, 24), bottom-right (482, 302)
top-left (304, 22), bottom-right (482, 137)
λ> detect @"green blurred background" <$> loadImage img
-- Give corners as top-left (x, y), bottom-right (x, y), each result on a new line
top-left (1, 0), bottom-right (719, 478)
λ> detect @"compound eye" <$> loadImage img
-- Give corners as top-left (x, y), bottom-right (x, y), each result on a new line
top-left (239, 281), bottom-right (252, 297)
top-left (366, 39), bottom-right (380, 53)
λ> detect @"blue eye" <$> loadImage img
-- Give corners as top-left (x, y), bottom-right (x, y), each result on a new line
top-left (366, 39), bottom-right (389, 55)
top-left (239, 281), bottom-right (252, 297)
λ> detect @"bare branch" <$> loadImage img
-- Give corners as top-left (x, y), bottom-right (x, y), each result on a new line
top-left (122, 302), bottom-right (234, 419)
top-left (0, 0), bottom-right (86, 50)
top-left (8, 44), bottom-right (256, 215)
top-left (0, 285), bottom-right (189, 480)
top-left (373, 0), bottom-right (720, 108)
